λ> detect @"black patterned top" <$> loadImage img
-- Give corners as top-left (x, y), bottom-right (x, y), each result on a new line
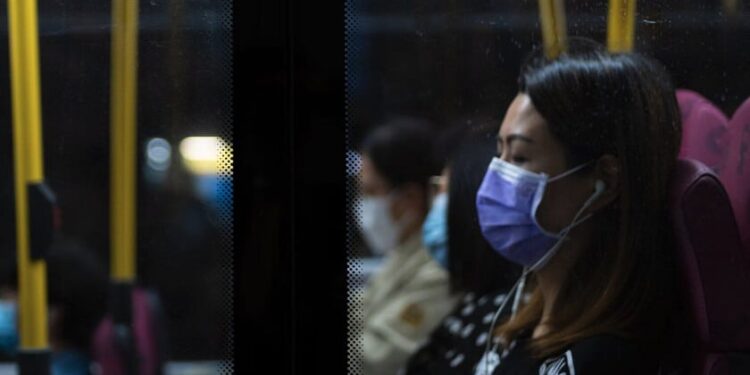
top-left (404, 290), bottom-right (511, 374)
top-left (404, 290), bottom-right (658, 375)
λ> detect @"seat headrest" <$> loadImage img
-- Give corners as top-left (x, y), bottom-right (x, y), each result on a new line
top-left (669, 158), bottom-right (750, 351)
top-left (675, 89), bottom-right (729, 174)
top-left (676, 89), bottom-right (707, 121)
top-left (719, 96), bottom-right (750, 251)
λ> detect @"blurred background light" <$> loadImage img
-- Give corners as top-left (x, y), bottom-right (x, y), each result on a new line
top-left (179, 136), bottom-right (232, 175)
top-left (146, 137), bottom-right (172, 172)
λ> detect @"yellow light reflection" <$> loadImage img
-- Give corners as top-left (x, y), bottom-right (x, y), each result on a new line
top-left (179, 136), bottom-right (232, 175)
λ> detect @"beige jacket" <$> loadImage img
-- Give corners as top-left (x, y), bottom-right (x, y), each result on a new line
top-left (358, 233), bottom-right (460, 375)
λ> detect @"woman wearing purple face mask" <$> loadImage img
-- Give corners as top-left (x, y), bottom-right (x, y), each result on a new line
top-left (464, 38), bottom-right (681, 375)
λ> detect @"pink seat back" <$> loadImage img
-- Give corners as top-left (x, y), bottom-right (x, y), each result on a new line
top-left (667, 159), bottom-right (750, 374)
top-left (676, 89), bottom-right (730, 174)
top-left (91, 287), bottom-right (167, 375)
top-left (719, 97), bottom-right (750, 251)
top-left (676, 89), bottom-right (706, 121)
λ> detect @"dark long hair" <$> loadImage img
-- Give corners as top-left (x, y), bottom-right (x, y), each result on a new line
top-left (446, 125), bottom-right (522, 294)
top-left (496, 38), bottom-right (682, 359)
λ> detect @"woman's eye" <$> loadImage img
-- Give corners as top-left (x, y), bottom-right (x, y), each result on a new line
top-left (512, 156), bottom-right (528, 163)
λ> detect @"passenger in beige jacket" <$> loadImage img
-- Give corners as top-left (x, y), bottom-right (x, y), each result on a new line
top-left (352, 119), bottom-right (459, 375)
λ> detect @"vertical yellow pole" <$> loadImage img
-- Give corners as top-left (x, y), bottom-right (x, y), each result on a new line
top-left (607, 0), bottom-right (637, 53)
top-left (111, 0), bottom-right (139, 282)
top-left (109, 2), bottom-right (140, 371)
top-left (7, 0), bottom-right (49, 354)
top-left (538, 0), bottom-right (567, 59)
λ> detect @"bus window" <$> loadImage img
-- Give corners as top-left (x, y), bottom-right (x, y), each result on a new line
top-left (346, 1), bottom-right (750, 374)
top-left (0, 0), bottom-right (233, 372)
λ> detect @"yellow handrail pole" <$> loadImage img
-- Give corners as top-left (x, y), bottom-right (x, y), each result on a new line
top-left (607, 0), bottom-right (637, 53)
top-left (8, 0), bottom-right (54, 372)
top-left (110, 0), bottom-right (139, 283)
top-left (109, 1), bottom-right (140, 371)
top-left (538, 0), bottom-right (568, 59)
top-left (7, 0), bottom-right (49, 353)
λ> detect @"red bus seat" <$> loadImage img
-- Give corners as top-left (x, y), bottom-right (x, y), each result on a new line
top-left (675, 89), bottom-right (730, 174)
top-left (719, 96), bottom-right (750, 252)
top-left (90, 287), bottom-right (168, 375)
top-left (663, 159), bottom-right (750, 374)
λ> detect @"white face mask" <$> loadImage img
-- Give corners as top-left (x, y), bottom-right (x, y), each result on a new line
top-left (356, 194), bottom-right (405, 255)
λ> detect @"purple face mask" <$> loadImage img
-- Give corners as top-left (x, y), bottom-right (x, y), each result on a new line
top-left (476, 157), bottom-right (602, 271)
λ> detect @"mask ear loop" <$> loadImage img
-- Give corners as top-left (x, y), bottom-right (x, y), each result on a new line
top-left (481, 267), bottom-right (530, 375)
top-left (532, 161), bottom-right (595, 239)
top-left (529, 180), bottom-right (606, 272)
top-left (546, 160), bottom-right (595, 183)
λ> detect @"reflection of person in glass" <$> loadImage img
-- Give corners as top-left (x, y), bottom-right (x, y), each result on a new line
top-left (453, 39), bottom-right (680, 374)
top-left (0, 241), bottom-right (108, 374)
top-left (139, 144), bottom-right (226, 360)
top-left (356, 118), bottom-right (459, 375)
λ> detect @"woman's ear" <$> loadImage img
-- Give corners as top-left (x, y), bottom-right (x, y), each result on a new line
top-left (590, 154), bottom-right (620, 211)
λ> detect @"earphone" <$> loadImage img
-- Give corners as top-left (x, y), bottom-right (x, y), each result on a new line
top-left (594, 179), bottom-right (606, 196)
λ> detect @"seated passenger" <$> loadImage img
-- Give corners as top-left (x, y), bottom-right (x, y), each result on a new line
top-left (46, 242), bottom-right (108, 375)
top-left (356, 118), bottom-right (460, 375)
top-left (437, 38), bottom-right (681, 374)
top-left (406, 124), bottom-right (523, 374)
top-left (0, 241), bottom-right (108, 375)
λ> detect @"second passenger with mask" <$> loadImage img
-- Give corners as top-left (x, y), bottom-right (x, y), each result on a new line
top-left (356, 117), bottom-right (460, 375)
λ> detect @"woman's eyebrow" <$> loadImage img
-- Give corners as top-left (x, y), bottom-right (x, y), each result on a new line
top-left (496, 133), bottom-right (534, 144)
